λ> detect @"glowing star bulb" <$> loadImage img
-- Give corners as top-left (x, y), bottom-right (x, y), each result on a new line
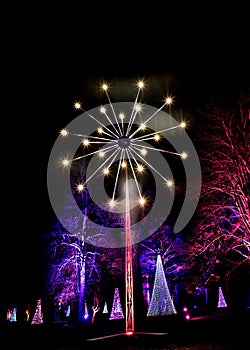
top-left (134, 104), bottom-right (141, 112)
top-left (140, 148), bottom-right (147, 156)
top-left (77, 184), bottom-right (84, 192)
top-left (121, 161), bottom-right (127, 168)
top-left (139, 123), bottom-right (146, 130)
top-left (138, 197), bottom-right (146, 206)
top-left (82, 138), bottom-right (90, 146)
top-left (60, 128), bottom-right (68, 137)
top-left (100, 106), bottom-right (106, 114)
top-left (62, 159), bottom-right (70, 167)
top-left (102, 83), bottom-right (108, 91)
top-left (137, 164), bottom-right (144, 172)
top-left (165, 97), bottom-right (173, 105)
top-left (180, 121), bottom-right (186, 128)
top-left (103, 167), bottom-right (109, 175)
top-left (119, 113), bottom-right (125, 120)
top-left (74, 102), bottom-right (81, 109)
top-left (97, 127), bottom-right (103, 134)
top-left (138, 81), bottom-right (144, 89)
top-left (181, 151), bottom-right (188, 159)
top-left (166, 179), bottom-right (174, 188)
top-left (108, 199), bottom-right (116, 208)
top-left (99, 150), bottom-right (105, 158)
top-left (154, 134), bottom-right (160, 142)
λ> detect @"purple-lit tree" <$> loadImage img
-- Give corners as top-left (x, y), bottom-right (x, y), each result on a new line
top-left (46, 188), bottom-right (105, 323)
top-left (31, 299), bottom-right (43, 324)
top-left (46, 221), bottom-right (95, 322)
top-left (217, 286), bottom-right (227, 308)
top-left (187, 92), bottom-right (250, 292)
top-left (109, 287), bottom-right (125, 320)
top-left (46, 180), bottom-right (125, 323)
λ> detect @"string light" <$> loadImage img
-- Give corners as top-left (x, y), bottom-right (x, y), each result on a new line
top-left (147, 253), bottom-right (177, 317)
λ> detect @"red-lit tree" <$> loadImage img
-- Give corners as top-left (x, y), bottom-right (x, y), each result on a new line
top-left (187, 92), bottom-right (250, 292)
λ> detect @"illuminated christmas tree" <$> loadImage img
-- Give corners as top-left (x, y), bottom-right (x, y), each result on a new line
top-left (84, 300), bottom-right (89, 320)
top-left (103, 301), bottom-right (108, 314)
top-left (7, 309), bottom-right (12, 321)
top-left (147, 253), bottom-right (177, 316)
top-left (25, 305), bottom-right (30, 322)
top-left (10, 307), bottom-right (17, 322)
top-left (109, 287), bottom-right (124, 320)
top-left (31, 299), bottom-right (43, 324)
top-left (66, 304), bottom-right (71, 318)
top-left (217, 286), bottom-right (227, 308)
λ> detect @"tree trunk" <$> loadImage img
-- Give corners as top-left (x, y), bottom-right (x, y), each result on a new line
top-left (78, 255), bottom-right (86, 323)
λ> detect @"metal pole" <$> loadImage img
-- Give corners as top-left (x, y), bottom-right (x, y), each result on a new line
top-left (125, 167), bottom-right (134, 334)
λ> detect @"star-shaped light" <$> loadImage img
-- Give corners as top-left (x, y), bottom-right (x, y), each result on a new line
top-left (59, 80), bottom-right (188, 208)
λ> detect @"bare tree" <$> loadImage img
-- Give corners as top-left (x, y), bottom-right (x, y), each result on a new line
top-left (188, 91), bottom-right (250, 290)
top-left (45, 219), bottom-right (101, 322)
top-left (45, 182), bottom-right (125, 324)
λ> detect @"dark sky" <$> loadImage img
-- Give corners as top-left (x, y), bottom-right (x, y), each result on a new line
top-left (2, 6), bottom-right (249, 308)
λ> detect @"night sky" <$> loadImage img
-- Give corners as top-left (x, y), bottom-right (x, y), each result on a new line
top-left (2, 6), bottom-right (249, 309)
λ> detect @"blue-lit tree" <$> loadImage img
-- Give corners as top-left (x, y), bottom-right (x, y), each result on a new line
top-left (9, 307), bottom-right (17, 322)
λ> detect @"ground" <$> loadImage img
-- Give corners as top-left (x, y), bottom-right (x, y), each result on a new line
top-left (2, 308), bottom-right (249, 349)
